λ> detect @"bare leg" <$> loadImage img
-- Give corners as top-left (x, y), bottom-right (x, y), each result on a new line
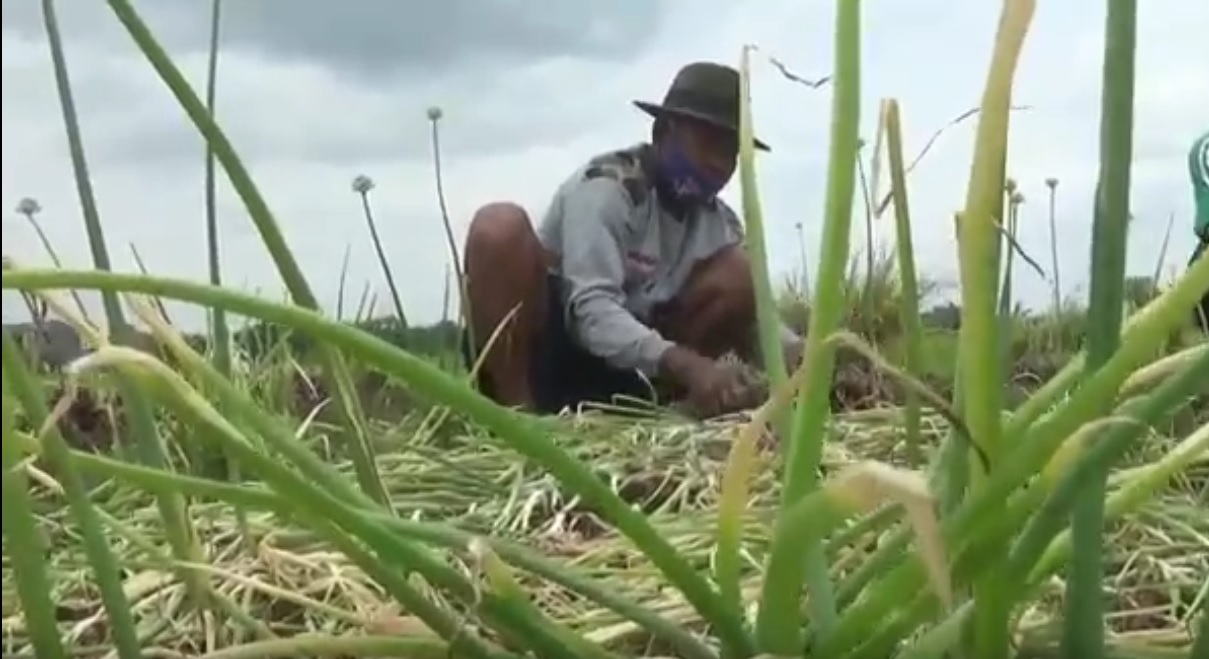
top-left (651, 244), bottom-right (759, 359)
top-left (462, 202), bottom-right (549, 409)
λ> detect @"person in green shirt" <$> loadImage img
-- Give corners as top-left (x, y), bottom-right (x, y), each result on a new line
top-left (1189, 130), bottom-right (1208, 332)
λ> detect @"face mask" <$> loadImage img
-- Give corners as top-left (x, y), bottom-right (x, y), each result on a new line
top-left (657, 140), bottom-right (725, 204)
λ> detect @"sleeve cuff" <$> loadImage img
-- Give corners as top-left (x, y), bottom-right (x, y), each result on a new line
top-left (635, 333), bottom-right (676, 378)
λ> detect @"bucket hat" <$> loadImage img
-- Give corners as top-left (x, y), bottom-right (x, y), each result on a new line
top-left (633, 61), bottom-right (770, 152)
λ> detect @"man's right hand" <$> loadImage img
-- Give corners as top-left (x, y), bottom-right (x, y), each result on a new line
top-left (659, 346), bottom-right (747, 418)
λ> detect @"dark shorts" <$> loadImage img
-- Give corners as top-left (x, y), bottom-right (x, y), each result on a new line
top-left (1193, 232), bottom-right (1209, 333)
top-left (463, 274), bottom-right (657, 414)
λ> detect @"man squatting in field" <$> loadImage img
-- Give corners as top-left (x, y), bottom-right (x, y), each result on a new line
top-left (460, 62), bottom-right (805, 419)
top-left (1188, 129), bottom-right (1209, 332)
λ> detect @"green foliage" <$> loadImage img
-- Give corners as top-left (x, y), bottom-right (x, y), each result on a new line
top-left (3, 1), bottom-right (1208, 659)
top-left (204, 317), bottom-right (461, 366)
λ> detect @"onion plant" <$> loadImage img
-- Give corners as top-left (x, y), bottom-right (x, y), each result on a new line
top-left (3, 0), bottom-right (1207, 658)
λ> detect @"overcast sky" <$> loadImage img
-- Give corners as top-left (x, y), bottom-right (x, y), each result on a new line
top-left (3, 0), bottom-right (1206, 331)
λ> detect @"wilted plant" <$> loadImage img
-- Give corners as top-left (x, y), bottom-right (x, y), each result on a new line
top-left (1044, 176), bottom-right (1062, 311)
top-left (351, 173), bottom-right (411, 331)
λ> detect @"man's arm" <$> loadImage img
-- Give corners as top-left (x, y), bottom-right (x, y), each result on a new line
top-left (558, 178), bottom-right (675, 376)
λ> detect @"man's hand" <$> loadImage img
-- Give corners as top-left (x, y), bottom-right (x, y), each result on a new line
top-left (660, 346), bottom-right (751, 418)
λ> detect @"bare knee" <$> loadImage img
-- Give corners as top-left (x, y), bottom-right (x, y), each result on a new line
top-left (461, 202), bottom-right (549, 407)
top-left (655, 245), bottom-right (757, 356)
top-left (464, 202), bottom-right (548, 289)
top-left (465, 202), bottom-right (537, 262)
top-left (689, 245), bottom-right (757, 321)
top-left (462, 201), bottom-right (548, 336)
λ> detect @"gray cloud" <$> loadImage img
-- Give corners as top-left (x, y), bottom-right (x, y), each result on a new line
top-left (4, 1), bottom-right (671, 171)
top-left (200, 0), bottom-right (662, 76)
top-left (3, 1), bottom-right (662, 78)
top-left (81, 55), bottom-right (656, 169)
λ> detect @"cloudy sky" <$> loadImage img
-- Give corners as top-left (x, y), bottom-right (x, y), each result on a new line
top-left (2, 0), bottom-right (1206, 332)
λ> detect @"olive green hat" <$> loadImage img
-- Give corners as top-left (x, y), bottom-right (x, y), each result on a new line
top-left (633, 61), bottom-right (770, 152)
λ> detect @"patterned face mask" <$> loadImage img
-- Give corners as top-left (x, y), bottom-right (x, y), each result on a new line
top-left (657, 138), bottom-right (725, 204)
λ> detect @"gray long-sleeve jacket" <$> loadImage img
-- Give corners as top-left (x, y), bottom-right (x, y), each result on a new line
top-left (536, 143), bottom-right (801, 376)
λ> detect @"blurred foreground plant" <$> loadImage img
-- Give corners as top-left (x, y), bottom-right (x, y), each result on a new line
top-left (4, 0), bottom-right (1208, 658)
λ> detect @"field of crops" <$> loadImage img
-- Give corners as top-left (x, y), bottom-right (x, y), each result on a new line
top-left (3, 1), bottom-right (1208, 658)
